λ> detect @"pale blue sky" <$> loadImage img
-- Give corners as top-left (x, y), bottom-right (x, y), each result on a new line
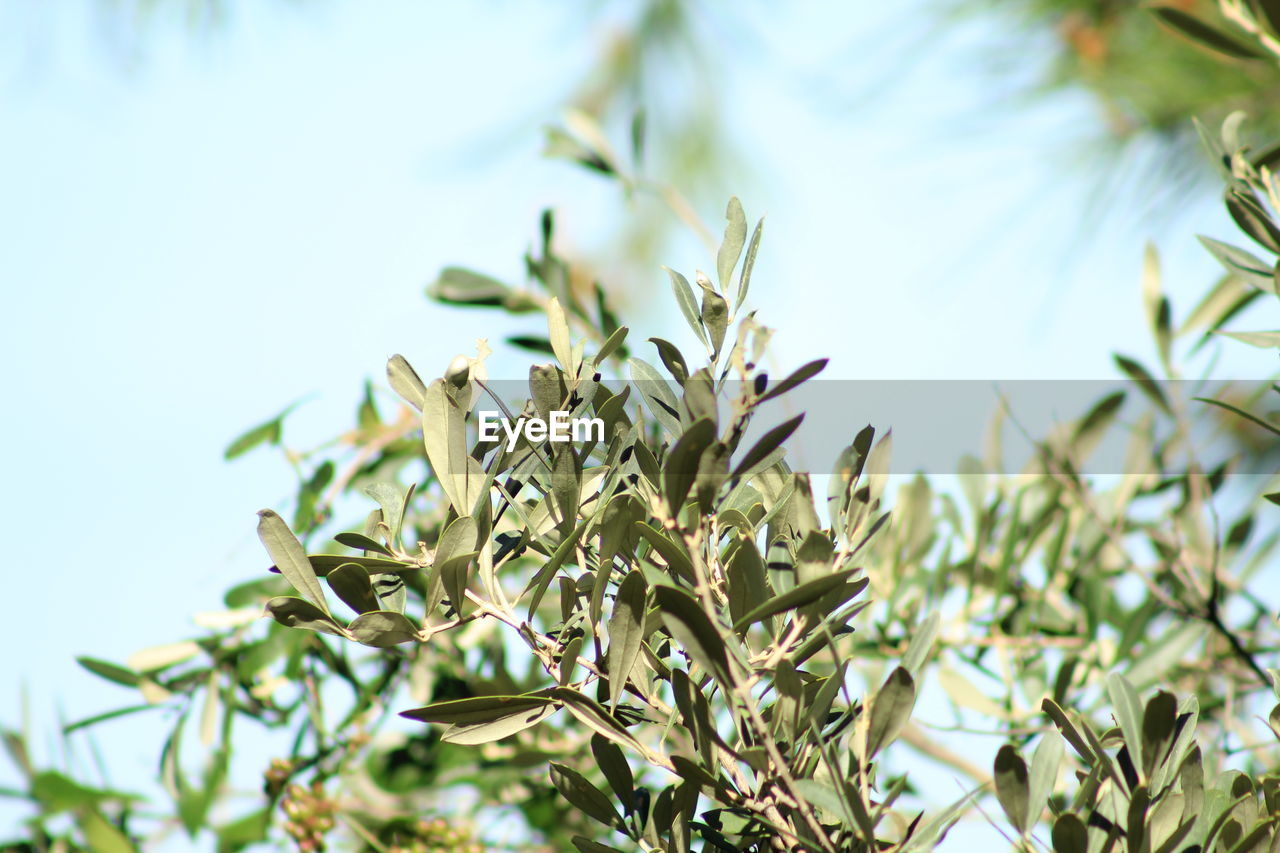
top-left (1, 0), bottom-right (1274, 848)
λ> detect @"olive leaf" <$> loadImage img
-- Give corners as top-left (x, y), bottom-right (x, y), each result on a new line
top-left (257, 510), bottom-right (328, 614)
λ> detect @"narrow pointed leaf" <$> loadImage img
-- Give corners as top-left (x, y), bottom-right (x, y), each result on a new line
top-left (736, 217), bottom-right (764, 311)
top-left (731, 570), bottom-right (864, 632)
top-left (440, 703), bottom-right (558, 745)
top-left (257, 510), bottom-right (327, 613)
top-left (653, 585), bottom-right (730, 684)
top-left (866, 666), bottom-right (915, 758)
top-left (607, 571), bottom-right (647, 710)
top-left (550, 763), bottom-right (620, 827)
top-left (731, 414), bottom-right (803, 479)
top-left (717, 197), bottom-right (747, 291)
top-left (758, 358), bottom-right (828, 404)
top-left (665, 267), bottom-right (708, 346)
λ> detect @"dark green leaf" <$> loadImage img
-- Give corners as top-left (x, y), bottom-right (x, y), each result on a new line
top-left (634, 523), bottom-right (695, 584)
top-left (1196, 395), bottom-right (1280, 436)
top-left (731, 414), bottom-right (803, 479)
top-left (758, 358), bottom-right (827, 404)
top-left (572, 837), bottom-right (627, 853)
top-left (551, 688), bottom-right (646, 756)
top-left (1151, 6), bottom-right (1269, 59)
top-left (508, 335), bottom-right (556, 355)
top-left (332, 531), bottom-right (394, 556)
top-left (591, 735), bottom-right (634, 809)
top-left (1114, 354), bottom-right (1171, 416)
top-left (731, 569), bottom-right (864, 632)
top-left (664, 419), bottom-right (717, 514)
top-left (224, 406), bottom-right (291, 460)
top-left (326, 563), bottom-right (381, 615)
top-left (1051, 813), bottom-right (1088, 853)
top-left (648, 337), bottom-right (690, 384)
top-left (550, 762), bottom-right (620, 827)
top-left (993, 744), bottom-right (1030, 834)
top-left (595, 325), bottom-right (629, 364)
top-left (428, 266), bottom-right (510, 306)
top-left (866, 667), bottom-right (915, 758)
top-left (62, 704), bottom-right (154, 735)
top-left (75, 657), bottom-right (140, 688)
top-left (653, 585), bottom-right (731, 684)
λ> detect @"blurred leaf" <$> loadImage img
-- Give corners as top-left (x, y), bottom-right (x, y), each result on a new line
top-left (737, 217), bottom-right (764, 311)
top-left (387, 354), bottom-right (427, 411)
top-left (1214, 329), bottom-right (1280, 347)
top-left (993, 744), bottom-right (1030, 834)
top-left (75, 657), bottom-right (140, 688)
top-left (866, 667), bottom-right (915, 758)
top-left (62, 704), bottom-right (154, 735)
top-left (126, 641), bottom-right (201, 672)
top-left (1198, 236), bottom-right (1276, 292)
top-left (1151, 6), bottom-right (1268, 59)
top-left (1195, 395), bottom-right (1280, 436)
top-left (1114, 354), bottom-right (1171, 415)
top-left (1051, 813), bottom-right (1088, 853)
top-left (428, 266), bottom-right (510, 307)
top-left (224, 405), bottom-right (294, 460)
top-left (77, 808), bottom-right (134, 853)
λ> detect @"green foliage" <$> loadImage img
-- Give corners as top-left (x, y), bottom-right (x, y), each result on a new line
top-left (13, 6), bottom-right (1280, 852)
